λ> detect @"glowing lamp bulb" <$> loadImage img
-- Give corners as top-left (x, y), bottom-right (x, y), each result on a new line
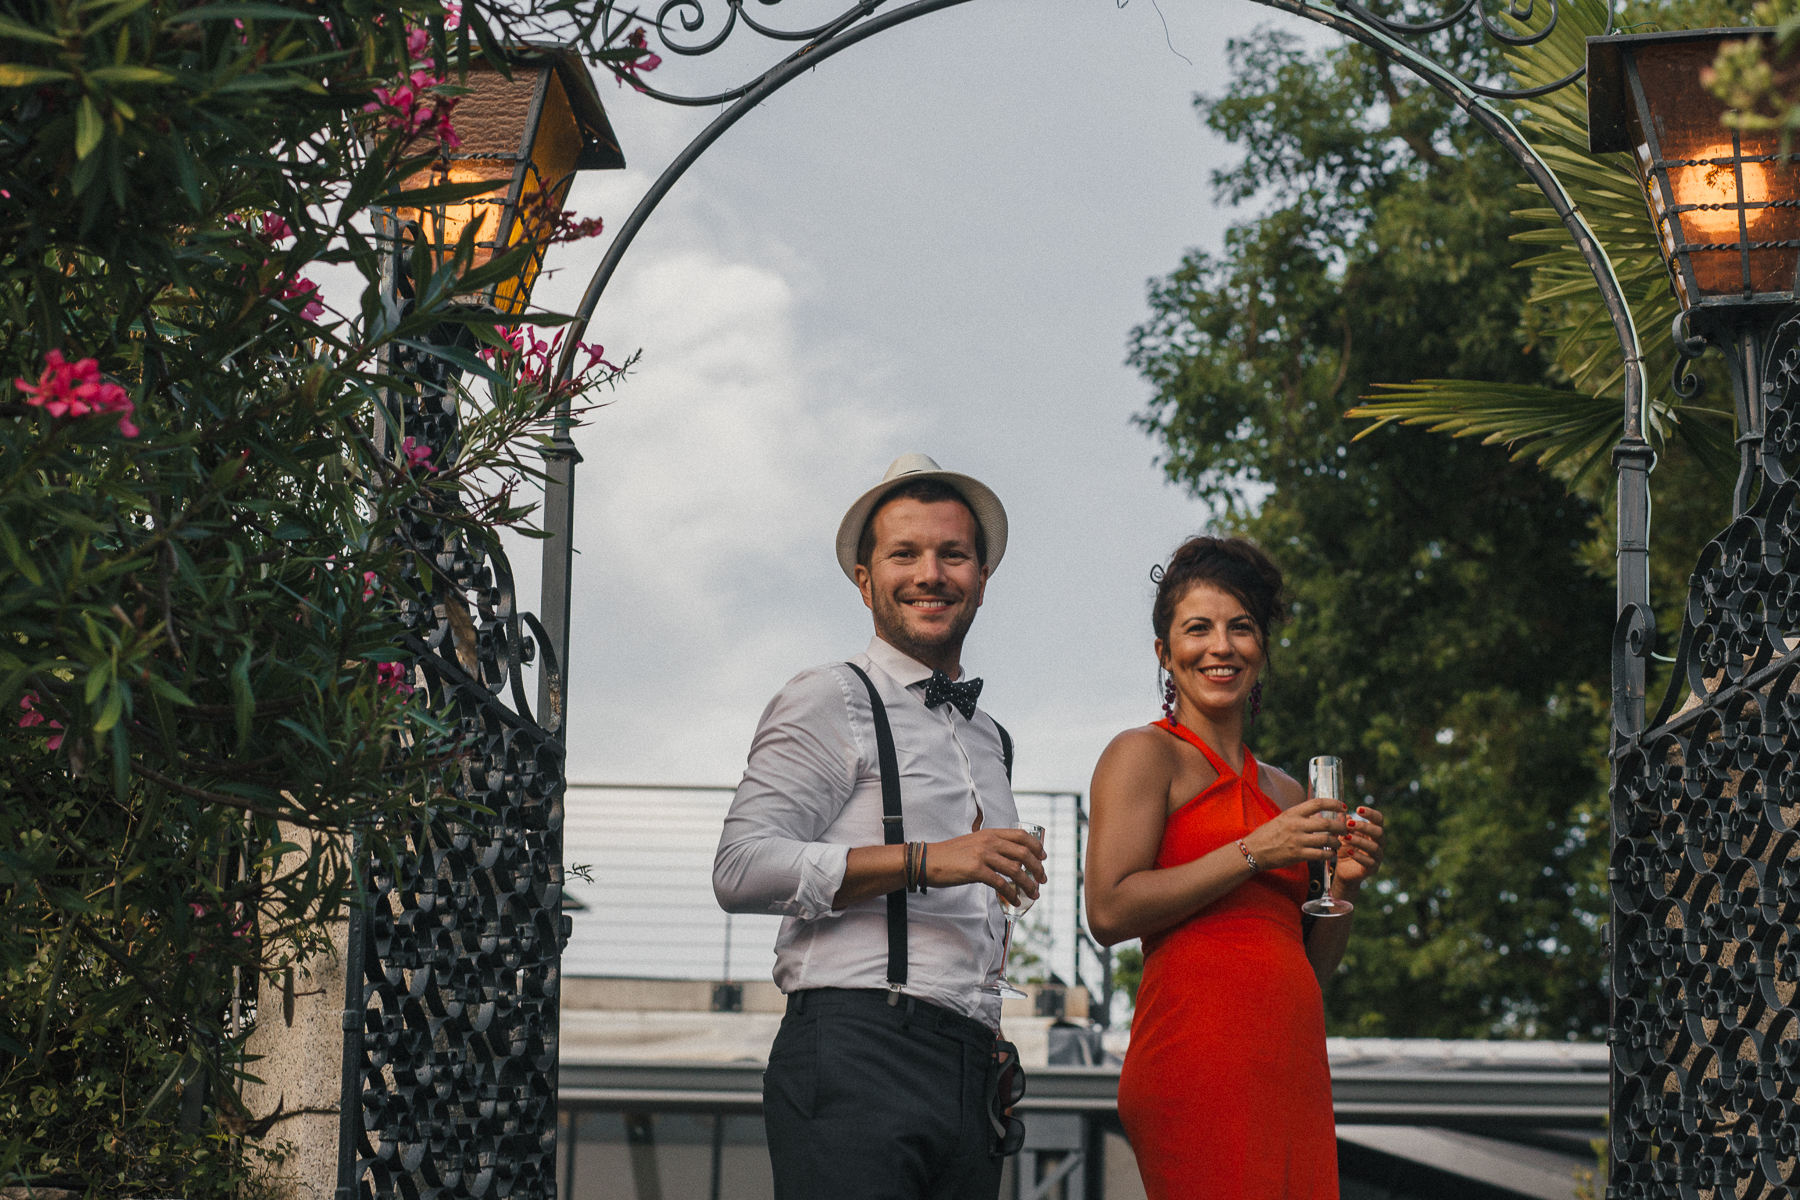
top-left (1670, 144), bottom-right (1769, 243)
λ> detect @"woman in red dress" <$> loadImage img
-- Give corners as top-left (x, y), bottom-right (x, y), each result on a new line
top-left (1086, 537), bottom-right (1386, 1200)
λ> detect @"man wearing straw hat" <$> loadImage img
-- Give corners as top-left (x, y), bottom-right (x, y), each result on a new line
top-left (714, 453), bottom-right (1046, 1200)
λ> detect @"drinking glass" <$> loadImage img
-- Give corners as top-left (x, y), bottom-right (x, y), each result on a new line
top-left (1300, 756), bottom-right (1354, 917)
top-left (980, 823), bottom-right (1046, 999)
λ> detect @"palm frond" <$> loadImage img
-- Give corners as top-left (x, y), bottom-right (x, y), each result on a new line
top-left (1345, 0), bottom-right (1749, 487)
top-left (1348, 380), bottom-right (1734, 484)
top-left (1349, 381), bottom-right (1626, 483)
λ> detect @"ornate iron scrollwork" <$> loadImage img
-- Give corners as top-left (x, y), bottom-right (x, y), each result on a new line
top-left (343, 334), bottom-right (569, 1200)
top-left (1610, 307), bottom-right (1800, 1200)
top-left (602, 0), bottom-right (900, 105)
top-left (1333, 0), bottom-right (1606, 98)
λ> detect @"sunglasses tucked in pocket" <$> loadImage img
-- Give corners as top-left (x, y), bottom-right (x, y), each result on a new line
top-left (987, 1038), bottom-right (1026, 1158)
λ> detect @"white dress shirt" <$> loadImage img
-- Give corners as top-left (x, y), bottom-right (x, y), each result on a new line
top-left (713, 636), bottom-right (1017, 1026)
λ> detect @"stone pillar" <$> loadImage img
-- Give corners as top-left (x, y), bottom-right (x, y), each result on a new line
top-left (241, 828), bottom-right (353, 1200)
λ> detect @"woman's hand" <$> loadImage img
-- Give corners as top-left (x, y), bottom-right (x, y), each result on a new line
top-left (1333, 805), bottom-right (1386, 891)
top-left (1242, 796), bottom-right (1346, 872)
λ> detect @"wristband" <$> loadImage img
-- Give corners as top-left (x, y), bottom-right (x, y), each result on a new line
top-left (905, 842), bottom-right (930, 894)
top-left (1236, 839), bottom-right (1259, 873)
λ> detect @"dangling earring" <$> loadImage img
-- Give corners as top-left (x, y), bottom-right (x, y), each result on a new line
top-left (1162, 671), bottom-right (1177, 721)
top-left (1249, 678), bottom-right (1263, 721)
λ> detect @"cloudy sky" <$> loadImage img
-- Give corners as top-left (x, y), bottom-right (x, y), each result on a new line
top-left (488, 0), bottom-right (1334, 794)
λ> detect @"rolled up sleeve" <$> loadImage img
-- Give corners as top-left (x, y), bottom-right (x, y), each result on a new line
top-left (713, 669), bottom-right (862, 920)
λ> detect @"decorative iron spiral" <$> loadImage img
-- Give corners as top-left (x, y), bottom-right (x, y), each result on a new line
top-left (602, 0), bottom-right (883, 106)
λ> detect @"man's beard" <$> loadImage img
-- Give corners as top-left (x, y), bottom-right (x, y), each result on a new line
top-left (872, 587), bottom-right (978, 666)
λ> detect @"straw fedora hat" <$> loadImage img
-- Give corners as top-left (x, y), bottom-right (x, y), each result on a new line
top-left (835, 453), bottom-right (1009, 582)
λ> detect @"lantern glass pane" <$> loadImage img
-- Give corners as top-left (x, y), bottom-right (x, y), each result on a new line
top-left (494, 70), bottom-right (582, 314)
top-left (396, 161), bottom-right (511, 274)
top-left (1629, 36), bottom-right (1800, 302)
top-left (390, 59), bottom-right (541, 288)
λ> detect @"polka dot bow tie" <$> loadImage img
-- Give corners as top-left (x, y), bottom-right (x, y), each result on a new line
top-left (924, 670), bottom-right (983, 720)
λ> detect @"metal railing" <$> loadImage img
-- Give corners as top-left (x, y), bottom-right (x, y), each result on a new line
top-left (554, 1052), bottom-right (1610, 1200)
top-left (563, 783), bottom-right (1116, 1024)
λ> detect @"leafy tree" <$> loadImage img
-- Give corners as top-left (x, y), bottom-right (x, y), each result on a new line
top-left (1701, 0), bottom-right (1800, 138)
top-left (0, 0), bottom-right (647, 1191)
top-left (1129, 3), bottom-right (1752, 1037)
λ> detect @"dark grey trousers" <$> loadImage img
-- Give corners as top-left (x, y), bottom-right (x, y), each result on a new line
top-left (763, 988), bottom-right (1005, 1200)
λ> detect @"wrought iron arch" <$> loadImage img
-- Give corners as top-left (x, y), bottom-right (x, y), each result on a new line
top-left (541, 0), bottom-right (1645, 734)
top-left (515, 0), bottom-right (1648, 1194)
top-left (343, 0), bottom-right (1800, 1196)
top-left (521, 2), bottom-right (1649, 1195)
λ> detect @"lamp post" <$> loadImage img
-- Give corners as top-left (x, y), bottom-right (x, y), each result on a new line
top-left (330, 46), bottom-right (623, 1200)
top-left (381, 43), bottom-right (623, 724)
top-left (1591, 29), bottom-right (1800, 1200)
top-left (1591, 29), bottom-right (1800, 516)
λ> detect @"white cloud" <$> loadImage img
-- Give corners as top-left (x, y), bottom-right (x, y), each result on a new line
top-left (552, 236), bottom-right (909, 782)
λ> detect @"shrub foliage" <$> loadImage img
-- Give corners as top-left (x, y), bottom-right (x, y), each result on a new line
top-left (0, 0), bottom-right (645, 1189)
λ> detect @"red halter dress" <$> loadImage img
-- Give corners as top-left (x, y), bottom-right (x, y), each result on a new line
top-left (1115, 720), bottom-right (1338, 1199)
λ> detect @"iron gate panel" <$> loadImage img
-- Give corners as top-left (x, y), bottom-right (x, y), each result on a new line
top-left (1611, 311), bottom-right (1800, 1199)
top-left (343, 338), bottom-right (569, 1200)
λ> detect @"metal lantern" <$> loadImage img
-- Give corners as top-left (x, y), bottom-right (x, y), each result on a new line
top-left (389, 43), bottom-right (625, 315)
top-left (1590, 29), bottom-right (1800, 311)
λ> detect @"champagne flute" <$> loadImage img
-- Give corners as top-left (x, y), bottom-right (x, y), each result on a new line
top-left (979, 823), bottom-right (1046, 999)
top-left (1300, 757), bottom-right (1354, 917)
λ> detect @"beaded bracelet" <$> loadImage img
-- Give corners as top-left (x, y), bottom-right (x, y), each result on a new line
top-left (1236, 838), bottom-right (1259, 873)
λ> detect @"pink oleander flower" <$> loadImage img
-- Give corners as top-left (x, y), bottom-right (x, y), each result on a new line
top-left (399, 435), bottom-right (437, 474)
top-left (189, 901), bottom-right (253, 938)
top-left (14, 350), bottom-right (139, 438)
top-left (553, 213), bottom-right (605, 243)
top-left (362, 570), bottom-right (379, 600)
top-left (226, 210), bottom-right (289, 243)
top-left (406, 27), bottom-right (430, 61)
top-left (18, 693), bottom-right (65, 751)
top-left (517, 189), bottom-right (605, 246)
top-left (616, 27), bottom-right (662, 91)
top-left (376, 661), bottom-right (415, 697)
top-left (480, 326), bottom-right (618, 396)
top-left (276, 275), bottom-right (324, 321)
top-left (365, 69), bottom-right (461, 148)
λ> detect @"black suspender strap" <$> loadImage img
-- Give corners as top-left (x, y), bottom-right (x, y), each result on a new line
top-left (841, 661), bottom-right (1018, 1004)
top-left (843, 663), bottom-right (908, 1002)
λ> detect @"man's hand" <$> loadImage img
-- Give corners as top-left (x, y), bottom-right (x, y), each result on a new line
top-left (833, 828), bottom-right (1046, 910)
top-left (927, 828), bottom-right (1046, 906)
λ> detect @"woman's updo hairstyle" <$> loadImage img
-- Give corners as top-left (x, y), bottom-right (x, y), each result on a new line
top-left (1151, 536), bottom-right (1285, 649)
